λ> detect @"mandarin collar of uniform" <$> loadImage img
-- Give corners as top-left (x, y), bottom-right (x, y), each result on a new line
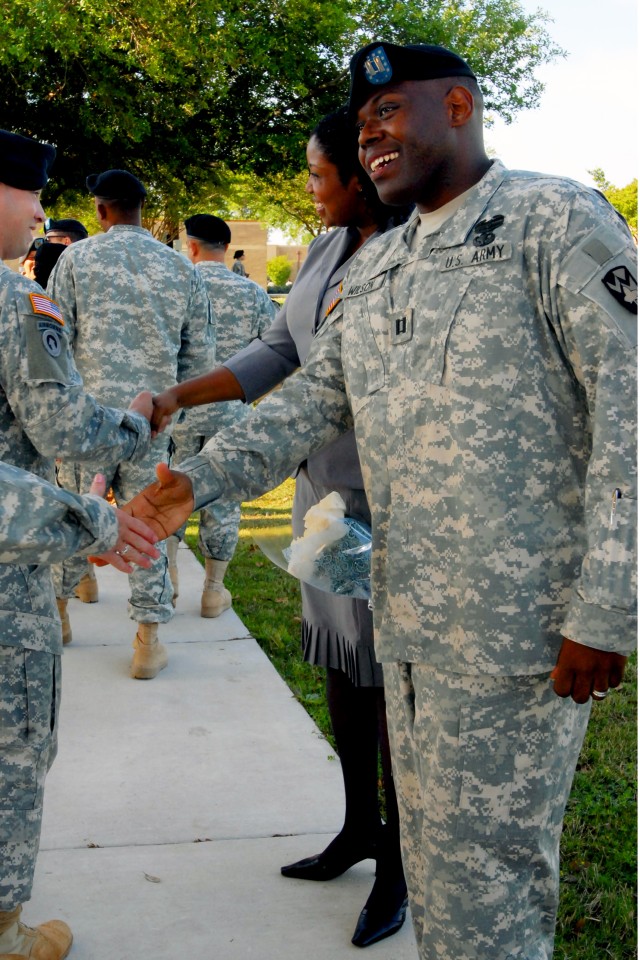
top-left (107, 224), bottom-right (149, 235)
top-left (371, 159), bottom-right (509, 272)
top-left (196, 261), bottom-right (227, 270)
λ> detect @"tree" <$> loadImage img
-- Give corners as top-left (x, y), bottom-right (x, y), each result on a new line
top-left (588, 169), bottom-right (638, 234)
top-left (1, 0), bottom-right (564, 225)
top-left (267, 255), bottom-right (293, 287)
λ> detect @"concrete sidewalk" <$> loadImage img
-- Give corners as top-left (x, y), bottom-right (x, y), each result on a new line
top-left (30, 543), bottom-right (417, 959)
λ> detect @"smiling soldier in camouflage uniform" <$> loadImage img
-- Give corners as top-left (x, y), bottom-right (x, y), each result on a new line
top-left (160, 214), bottom-right (275, 617)
top-left (48, 169), bottom-right (215, 678)
top-left (127, 41), bottom-right (636, 960)
top-left (0, 129), bottom-right (157, 960)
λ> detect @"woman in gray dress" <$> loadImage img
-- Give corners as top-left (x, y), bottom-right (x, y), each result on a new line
top-left (152, 107), bottom-right (410, 948)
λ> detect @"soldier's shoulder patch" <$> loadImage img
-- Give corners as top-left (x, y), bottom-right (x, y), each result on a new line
top-left (28, 292), bottom-right (65, 325)
top-left (601, 265), bottom-right (637, 315)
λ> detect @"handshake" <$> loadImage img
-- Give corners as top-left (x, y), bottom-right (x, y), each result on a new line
top-left (89, 463), bottom-right (195, 571)
top-left (128, 387), bottom-right (182, 438)
top-left (92, 387), bottom-right (197, 572)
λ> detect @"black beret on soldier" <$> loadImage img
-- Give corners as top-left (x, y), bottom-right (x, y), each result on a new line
top-left (184, 214), bottom-right (232, 246)
top-left (45, 218), bottom-right (88, 239)
top-left (348, 41), bottom-right (476, 117)
top-left (0, 129), bottom-right (56, 190)
top-left (86, 169), bottom-right (147, 202)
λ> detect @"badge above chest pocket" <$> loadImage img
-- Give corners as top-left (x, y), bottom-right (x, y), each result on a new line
top-left (428, 245), bottom-right (527, 411)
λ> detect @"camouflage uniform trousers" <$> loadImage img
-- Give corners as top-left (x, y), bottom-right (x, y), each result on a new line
top-left (53, 436), bottom-right (174, 623)
top-left (170, 427), bottom-right (240, 562)
top-left (0, 645), bottom-right (60, 910)
top-left (383, 661), bottom-right (591, 960)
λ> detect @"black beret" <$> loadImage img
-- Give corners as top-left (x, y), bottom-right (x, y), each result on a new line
top-left (0, 129), bottom-right (56, 190)
top-left (349, 41), bottom-right (476, 117)
top-left (184, 214), bottom-right (231, 246)
top-left (86, 169), bottom-right (147, 201)
top-left (45, 218), bottom-right (88, 238)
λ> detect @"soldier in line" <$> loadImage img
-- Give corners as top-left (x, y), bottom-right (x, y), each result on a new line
top-left (0, 129), bottom-right (157, 960)
top-left (129, 41), bottom-right (636, 960)
top-left (164, 214), bottom-right (275, 617)
top-left (44, 217), bottom-right (89, 245)
top-left (48, 169), bottom-right (215, 679)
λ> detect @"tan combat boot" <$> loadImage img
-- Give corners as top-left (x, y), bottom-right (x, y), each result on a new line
top-left (166, 535), bottom-right (180, 606)
top-left (130, 623), bottom-right (168, 680)
top-left (201, 559), bottom-right (232, 618)
top-left (55, 598), bottom-right (72, 646)
top-left (0, 905), bottom-right (72, 959)
top-left (74, 565), bottom-right (98, 603)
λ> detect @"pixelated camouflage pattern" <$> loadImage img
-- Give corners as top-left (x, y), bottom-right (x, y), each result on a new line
top-left (0, 646), bottom-right (60, 909)
top-left (179, 161), bottom-right (637, 672)
top-left (173, 262), bottom-right (275, 558)
top-left (0, 264), bottom-right (150, 654)
top-left (54, 445), bottom-right (174, 622)
top-left (383, 661), bottom-right (591, 960)
top-left (170, 431), bottom-right (240, 560)
top-left (0, 460), bottom-right (118, 564)
top-left (47, 225), bottom-right (214, 616)
top-left (47, 224), bottom-right (215, 408)
top-left (179, 261), bottom-right (275, 435)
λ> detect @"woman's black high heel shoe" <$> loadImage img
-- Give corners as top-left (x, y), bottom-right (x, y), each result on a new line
top-left (280, 833), bottom-right (378, 881)
top-left (351, 825), bottom-right (408, 947)
top-left (351, 879), bottom-right (408, 947)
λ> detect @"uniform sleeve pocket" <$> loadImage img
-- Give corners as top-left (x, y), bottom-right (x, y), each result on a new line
top-left (18, 313), bottom-right (74, 386)
top-left (580, 493), bottom-right (637, 610)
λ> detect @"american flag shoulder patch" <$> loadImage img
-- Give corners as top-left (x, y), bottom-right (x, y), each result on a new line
top-left (28, 293), bottom-right (65, 325)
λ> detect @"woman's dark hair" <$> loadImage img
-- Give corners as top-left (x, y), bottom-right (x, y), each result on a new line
top-left (34, 241), bottom-right (66, 288)
top-left (310, 105), bottom-right (411, 229)
top-left (233, 249), bottom-right (244, 259)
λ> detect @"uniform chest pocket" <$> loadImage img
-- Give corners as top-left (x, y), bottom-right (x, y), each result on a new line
top-left (426, 275), bottom-right (527, 410)
top-left (343, 294), bottom-right (387, 416)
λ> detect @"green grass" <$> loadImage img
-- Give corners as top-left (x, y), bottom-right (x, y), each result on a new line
top-left (185, 480), bottom-right (637, 958)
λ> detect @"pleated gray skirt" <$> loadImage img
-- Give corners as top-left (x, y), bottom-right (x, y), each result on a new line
top-left (292, 467), bottom-right (383, 688)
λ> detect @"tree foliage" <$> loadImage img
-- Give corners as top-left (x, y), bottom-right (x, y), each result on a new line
top-left (267, 255), bottom-right (293, 286)
top-left (1, 0), bottom-right (564, 224)
top-left (589, 170), bottom-right (638, 235)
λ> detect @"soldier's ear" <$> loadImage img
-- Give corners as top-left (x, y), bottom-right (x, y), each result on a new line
top-left (446, 85), bottom-right (474, 127)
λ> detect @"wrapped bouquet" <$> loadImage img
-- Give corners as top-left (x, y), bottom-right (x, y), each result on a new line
top-left (283, 492), bottom-right (371, 599)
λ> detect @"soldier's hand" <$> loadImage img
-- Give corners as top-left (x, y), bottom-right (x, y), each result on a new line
top-left (122, 462), bottom-right (195, 540)
top-left (151, 389), bottom-right (179, 434)
top-left (550, 636), bottom-right (628, 704)
top-left (129, 390), bottom-right (155, 427)
top-left (89, 509), bottom-right (161, 572)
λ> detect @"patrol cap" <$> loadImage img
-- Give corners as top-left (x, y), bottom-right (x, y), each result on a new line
top-left (0, 129), bottom-right (56, 190)
top-left (86, 169), bottom-right (147, 202)
top-left (45, 217), bottom-right (88, 238)
top-left (184, 214), bottom-right (231, 246)
top-left (348, 41), bottom-right (476, 117)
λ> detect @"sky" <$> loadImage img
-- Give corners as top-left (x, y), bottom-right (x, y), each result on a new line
top-left (485, 0), bottom-right (638, 188)
top-left (270, 0), bottom-right (637, 241)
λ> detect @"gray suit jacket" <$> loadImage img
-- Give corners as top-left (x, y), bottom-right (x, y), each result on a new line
top-left (225, 227), bottom-right (369, 489)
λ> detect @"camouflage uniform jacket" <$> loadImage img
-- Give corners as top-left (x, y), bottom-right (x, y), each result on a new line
top-left (0, 263), bottom-right (151, 653)
top-left (181, 261), bottom-right (275, 435)
top-left (47, 225), bottom-right (215, 409)
top-left (0, 460), bottom-right (119, 564)
top-left (177, 161), bottom-right (637, 674)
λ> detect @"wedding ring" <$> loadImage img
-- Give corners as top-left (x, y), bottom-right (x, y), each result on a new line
top-left (120, 544), bottom-right (131, 557)
top-left (592, 689), bottom-right (609, 699)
